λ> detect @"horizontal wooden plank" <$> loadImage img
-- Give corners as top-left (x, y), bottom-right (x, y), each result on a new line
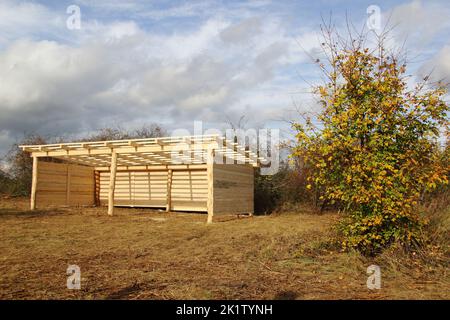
top-left (213, 164), bottom-right (253, 174)
top-left (36, 161), bottom-right (95, 207)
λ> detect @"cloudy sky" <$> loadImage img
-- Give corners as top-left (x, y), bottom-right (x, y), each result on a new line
top-left (0, 0), bottom-right (449, 157)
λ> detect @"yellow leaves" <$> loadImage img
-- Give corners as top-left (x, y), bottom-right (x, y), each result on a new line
top-left (323, 131), bottom-right (332, 139)
top-left (318, 86), bottom-right (328, 97)
top-left (290, 43), bottom-right (449, 255)
top-left (372, 234), bottom-right (382, 240)
top-left (427, 182), bottom-right (437, 189)
top-left (373, 215), bottom-right (382, 225)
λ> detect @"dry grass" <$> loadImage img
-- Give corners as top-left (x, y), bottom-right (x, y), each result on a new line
top-left (0, 197), bottom-right (448, 300)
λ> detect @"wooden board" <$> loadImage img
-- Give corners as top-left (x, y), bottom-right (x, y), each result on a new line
top-left (98, 169), bottom-right (207, 211)
top-left (34, 161), bottom-right (254, 215)
top-left (212, 164), bottom-right (254, 215)
top-left (35, 161), bottom-right (95, 207)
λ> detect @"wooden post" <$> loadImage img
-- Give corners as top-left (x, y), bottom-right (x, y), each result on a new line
top-left (30, 156), bottom-right (38, 210)
top-left (94, 170), bottom-right (100, 206)
top-left (166, 169), bottom-right (173, 212)
top-left (66, 164), bottom-right (71, 206)
top-left (128, 171), bottom-right (132, 204)
top-left (206, 148), bottom-right (214, 224)
top-left (108, 151), bottom-right (118, 216)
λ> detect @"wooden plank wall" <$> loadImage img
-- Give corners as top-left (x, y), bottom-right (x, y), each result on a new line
top-left (36, 161), bottom-right (95, 207)
top-left (98, 169), bottom-right (207, 211)
top-left (212, 164), bottom-right (254, 215)
top-left (171, 170), bottom-right (207, 211)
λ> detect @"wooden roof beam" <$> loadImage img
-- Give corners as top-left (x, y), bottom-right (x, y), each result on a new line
top-left (55, 156), bottom-right (103, 167)
top-left (137, 152), bottom-right (170, 165)
top-left (156, 138), bottom-right (167, 146)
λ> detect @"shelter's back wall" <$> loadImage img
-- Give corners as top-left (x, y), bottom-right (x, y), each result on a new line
top-left (98, 169), bottom-right (208, 211)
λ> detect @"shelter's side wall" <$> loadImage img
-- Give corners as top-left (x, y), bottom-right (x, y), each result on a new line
top-left (212, 164), bottom-right (254, 215)
top-left (36, 161), bottom-right (95, 207)
top-left (98, 169), bottom-right (207, 211)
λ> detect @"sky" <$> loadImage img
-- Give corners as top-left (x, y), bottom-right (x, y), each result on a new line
top-left (0, 0), bottom-right (449, 158)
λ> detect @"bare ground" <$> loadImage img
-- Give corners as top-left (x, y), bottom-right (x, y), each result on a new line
top-left (0, 197), bottom-right (448, 300)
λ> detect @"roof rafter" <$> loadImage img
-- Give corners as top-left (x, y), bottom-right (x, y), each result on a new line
top-left (20, 134), bottom-right (263, 167)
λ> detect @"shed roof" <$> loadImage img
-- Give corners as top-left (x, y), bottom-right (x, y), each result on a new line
top-left (20, 134), bottom-right (263, 169)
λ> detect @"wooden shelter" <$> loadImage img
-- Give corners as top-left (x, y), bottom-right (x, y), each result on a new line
top-left (20, 134), bottom-right (262, 223)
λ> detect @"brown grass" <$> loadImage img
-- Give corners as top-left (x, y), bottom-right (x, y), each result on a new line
top-left (0, 197), bottom-right (448, 300)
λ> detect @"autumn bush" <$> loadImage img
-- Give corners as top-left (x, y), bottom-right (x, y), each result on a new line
top-left (292, 28), bottom-right (449, 255)
top-left (254, 162), bottom-right (308, 214)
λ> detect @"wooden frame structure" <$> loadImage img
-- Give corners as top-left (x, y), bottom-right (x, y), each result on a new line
top-left (21, 135), bottom-right (262, 223)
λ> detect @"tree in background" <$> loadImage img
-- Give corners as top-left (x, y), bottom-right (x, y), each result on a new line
top-left (6, 134), bottom-right (48, 196)
top-left (83, 123), bottom-right (166, 141)
top-left (0, 168), bottom-right (13, 194)
top-left (292, 25), bottom-right (449, 255)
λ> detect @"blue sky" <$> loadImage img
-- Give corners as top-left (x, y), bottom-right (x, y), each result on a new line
top-left (0, 0), bottom-right (449, 158)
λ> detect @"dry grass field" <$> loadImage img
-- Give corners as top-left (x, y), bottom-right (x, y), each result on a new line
top-left (0, 197), bottom-right (448, 300)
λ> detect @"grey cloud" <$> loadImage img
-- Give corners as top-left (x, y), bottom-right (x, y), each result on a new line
top-left (220, 17), bottom-right (262, 44)
top-left (418, 44), bottom-right (450, 87)
top-left (0, 15), bottom-right (295, 156)
top-left (388, 0), bottom-right (450, 48)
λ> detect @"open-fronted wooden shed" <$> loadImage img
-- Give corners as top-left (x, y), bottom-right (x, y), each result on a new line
top-left (20, 135), bottom-right (262, 223)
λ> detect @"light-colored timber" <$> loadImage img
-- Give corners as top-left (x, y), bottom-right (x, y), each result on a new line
top-left (108, 151), bottom-right (118, 216)
top-left (20, 135), bottom-right (263, 222)
top-left (32, 161), bottom-right (95, 208)
top-left (166, 169), bottom-right (173, 212)
top-left (30, 156), bottom-right (38, 210)
top-left (206, 148), bottom-right (214, 224)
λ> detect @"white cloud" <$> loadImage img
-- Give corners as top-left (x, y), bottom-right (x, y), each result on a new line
top-left (2, 0), bottom-right (447, 159)
top-left (385, 1), bottom-right (450, 89)
top-left (387, 0), bottom-right (450, 49)
top-left (419, 44), bottom-right (450, 85)
top-left (0, 0), bottom-right (65, 45)
top-left (0, 6), bottom-right (302, 156)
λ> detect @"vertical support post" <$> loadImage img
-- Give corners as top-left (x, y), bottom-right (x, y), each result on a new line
top-left (166, 169), bottom-right (173, 212)
top-left (128, 171), bottom-right (133, 204)
top-left (206, 148), bottom-right (215, 224)
top-left (108, 150), bottom-right (118, 216)
top-left (66, 164), bottom-right (71, 206)
top-left (94, 170), bottom-right (100, 206)
top-left (30, 156), bottom-right (38, 210)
